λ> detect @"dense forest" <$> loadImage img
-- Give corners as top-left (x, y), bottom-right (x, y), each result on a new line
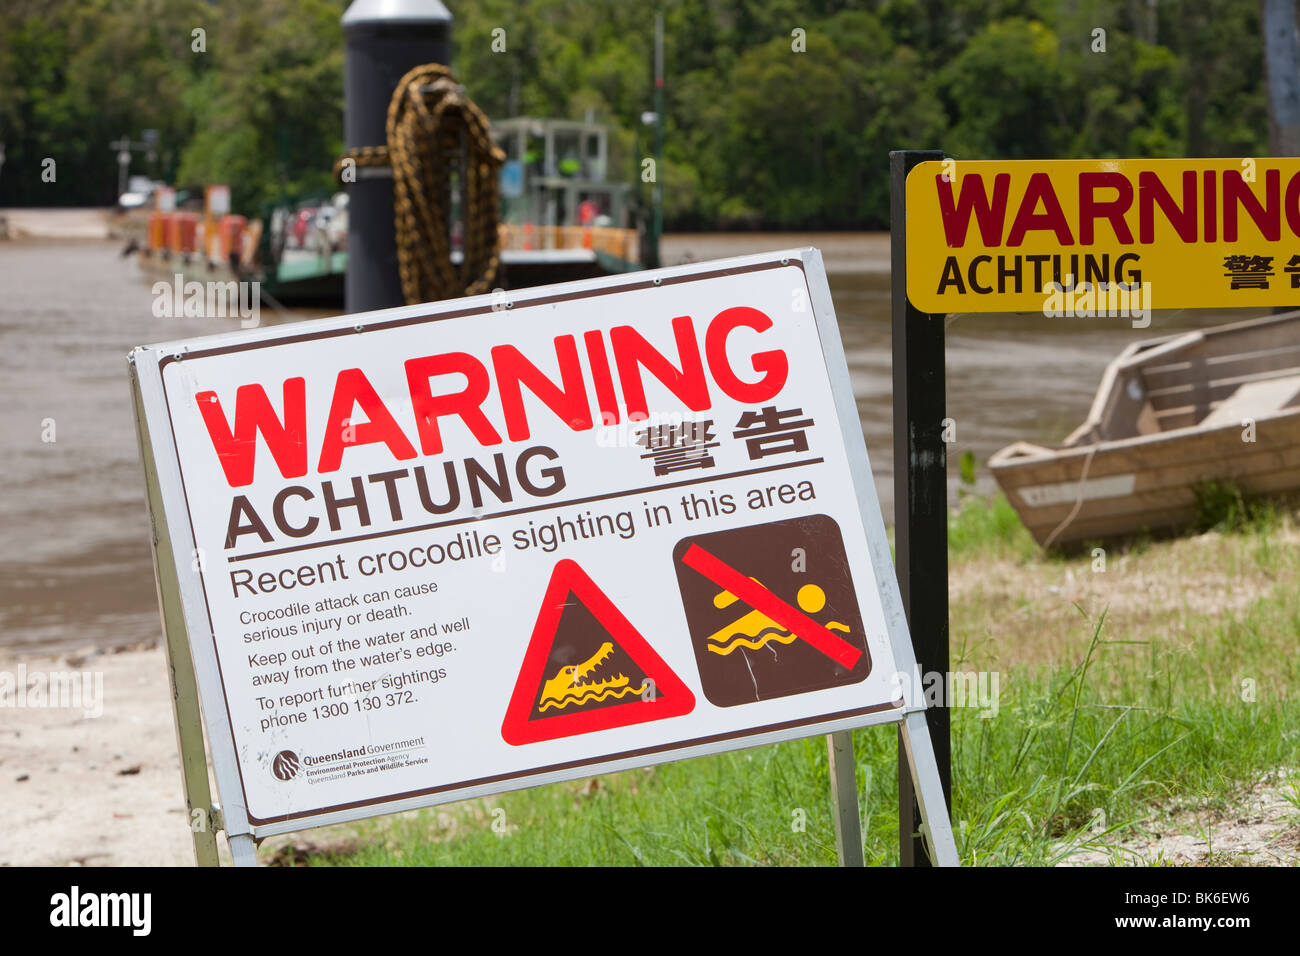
top-left (0, 0), bottom-right (1273, 229)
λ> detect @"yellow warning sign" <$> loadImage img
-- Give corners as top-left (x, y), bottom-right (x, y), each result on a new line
top-left (501, 559), bottom-right (694, 744)
top-left (905, 157), bottom-right (1300, 313)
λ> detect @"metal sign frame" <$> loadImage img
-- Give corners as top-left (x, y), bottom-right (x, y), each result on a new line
top-left (129, 248), bottom-right (958, 867)
top-left (891, 149), bottom-right (952, 867)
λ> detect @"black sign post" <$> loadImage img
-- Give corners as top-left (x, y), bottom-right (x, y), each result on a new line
top-left (342, 0), bottom-right (453, 314)
top-left (889, 149), bottom-right (951, 866)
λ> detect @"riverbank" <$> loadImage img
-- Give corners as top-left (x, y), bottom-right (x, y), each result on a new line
top-left (0, 643), bottom-right (195, 866)
top-left (0, 207), bottom-right (117, 240)
top-left (3, 496), bottom-right (1295, 866)
top-left (0, 209), bottom-right (887, 268)
top-left (661, 231), bottom-right (890, 273)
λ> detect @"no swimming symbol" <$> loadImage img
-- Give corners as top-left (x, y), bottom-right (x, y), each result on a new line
top-left (672, 515), bottom-right (871, 707)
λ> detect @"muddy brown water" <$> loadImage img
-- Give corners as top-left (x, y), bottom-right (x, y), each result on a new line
top-left (0, 230), bottom-right (1266, 654)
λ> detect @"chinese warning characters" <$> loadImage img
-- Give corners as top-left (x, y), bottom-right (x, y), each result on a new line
top-left (634, 405), bottom-right (815, 477)
top-left (1222, 253), bottom-right (1300, 290)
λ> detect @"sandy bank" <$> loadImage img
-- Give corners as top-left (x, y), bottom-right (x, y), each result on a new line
top-left (0, 645), bottom-right (201, 866)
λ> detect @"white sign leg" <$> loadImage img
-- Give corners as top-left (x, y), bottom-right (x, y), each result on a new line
top-left (229, 833), bottom-right (258, 867)
top-left (827, 731), bottom-right (865, 866)
top-left (900, 710), bottom-right (959, 866)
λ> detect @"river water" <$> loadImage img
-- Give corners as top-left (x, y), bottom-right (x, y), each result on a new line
top-left (0, 229), bottom-right (1265, 654)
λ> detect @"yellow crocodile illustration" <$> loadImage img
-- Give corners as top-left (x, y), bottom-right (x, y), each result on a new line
top-left (538, 641), bottom-right (646, 713)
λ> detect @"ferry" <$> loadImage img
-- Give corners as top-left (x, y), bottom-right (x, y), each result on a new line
top-left (134, 116), bottom-right (642, 306)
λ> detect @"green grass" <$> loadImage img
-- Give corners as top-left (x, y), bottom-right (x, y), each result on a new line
top-left (948, 492), bottom-right (1039, 561)
top-left (291, 496), bottom-right (1300, 867)
top-left (1192, 479), bottom-right (1283, 535)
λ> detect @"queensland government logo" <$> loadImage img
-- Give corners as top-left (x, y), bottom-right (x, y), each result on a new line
top-left (272, 750), bottom-right (300, 780)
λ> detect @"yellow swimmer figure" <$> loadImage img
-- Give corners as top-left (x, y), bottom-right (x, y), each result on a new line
top-left (705, 581), bottom-right (849, 655)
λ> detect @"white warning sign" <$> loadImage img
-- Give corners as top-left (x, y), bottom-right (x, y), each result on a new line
top-left (130, 249), bottom-right (911, 832)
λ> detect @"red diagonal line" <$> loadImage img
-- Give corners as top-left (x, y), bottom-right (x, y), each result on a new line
top-left (680, 544), bottom-right (862, 669)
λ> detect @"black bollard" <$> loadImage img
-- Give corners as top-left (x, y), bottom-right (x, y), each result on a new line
top-left (342, 0), bottom-right (452, 313)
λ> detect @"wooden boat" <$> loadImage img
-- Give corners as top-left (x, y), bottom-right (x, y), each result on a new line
top-left (989, 310), bottom-right (1300, 549)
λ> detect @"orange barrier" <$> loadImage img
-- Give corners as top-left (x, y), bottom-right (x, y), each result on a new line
top-left (162, 213), bottom-right (179, 253)
top-left (202, 186), bottom-right (233, 265)
top-left (217, 215), bottom-right (247, 265)
top-left (168, 212), bottom-right (199, 255)
top-left (501, 224), bottom-right (638, 262)
top-left (147, 212), bottom-right (166, 252)
top-left (240, 218), bottom-right (263, 268)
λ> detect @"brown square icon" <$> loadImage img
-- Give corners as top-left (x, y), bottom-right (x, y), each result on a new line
top-left (672, 514), bottom-right (872, 707)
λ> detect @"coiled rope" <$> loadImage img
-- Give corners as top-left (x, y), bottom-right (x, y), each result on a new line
top-left (334, 63), bottom-right (505, 303)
